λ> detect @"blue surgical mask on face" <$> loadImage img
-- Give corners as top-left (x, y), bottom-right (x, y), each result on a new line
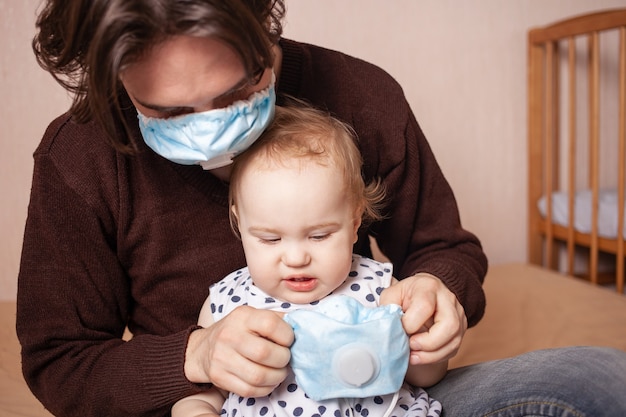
top-left (284, 296), bottom-right (409, 401)
top-left (136, 74), bottom-right (276, 170)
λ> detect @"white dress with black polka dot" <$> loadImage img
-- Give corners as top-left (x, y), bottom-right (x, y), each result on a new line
top-left (209, 254), bottom-right (443, 417)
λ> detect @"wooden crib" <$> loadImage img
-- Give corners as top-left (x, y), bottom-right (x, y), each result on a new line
top-left (527, 9), bottom-right (626, 293)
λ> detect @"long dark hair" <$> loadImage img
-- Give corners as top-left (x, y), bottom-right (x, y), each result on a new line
top-left (33, 0), bottom-right (286, 152)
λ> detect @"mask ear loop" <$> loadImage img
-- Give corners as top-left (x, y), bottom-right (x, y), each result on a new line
top-left (340, 399), bottom-right (355, 417)
top-left (382, 391), bottom-right (400, 417)
top-left (340, 391), bottom-right (400, 417)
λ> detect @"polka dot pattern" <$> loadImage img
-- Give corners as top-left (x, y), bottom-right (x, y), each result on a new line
top-left (210, 254), bottom-right (442, 417)
top-left (210, 255), bottom-right (393, 319)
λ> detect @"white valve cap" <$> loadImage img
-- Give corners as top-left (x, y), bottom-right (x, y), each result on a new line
top-left (334, 345), bottom-right (379, 387)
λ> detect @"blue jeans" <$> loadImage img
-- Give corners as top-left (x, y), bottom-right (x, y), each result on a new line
top-left (426, 347), bottom-right (626, 416)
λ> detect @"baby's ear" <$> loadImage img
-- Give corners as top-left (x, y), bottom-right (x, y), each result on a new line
top-left (352, 213), bottom-right (362, 243)
top-left (229, 204), bottom-right (242, 238)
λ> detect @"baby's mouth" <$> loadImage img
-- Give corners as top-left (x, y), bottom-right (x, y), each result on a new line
top-left (284, 276), bottom-right (317, 291)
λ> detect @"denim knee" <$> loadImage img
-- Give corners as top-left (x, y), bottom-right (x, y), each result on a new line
top-left (426, 346), bottom-right (626, 417)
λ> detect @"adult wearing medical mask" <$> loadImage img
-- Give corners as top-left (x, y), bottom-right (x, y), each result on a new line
top-left (17, 1), bottom-right (626, 417)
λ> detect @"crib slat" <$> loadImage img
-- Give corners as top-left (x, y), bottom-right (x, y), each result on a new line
top-left (544, 41), bottom-right (555, 267)
top-left (588, 32), bottom-right (600, 285)
top-left (552, 45), bottom-right (561, 271)
top-left (617, 27), bottom-right (626, 294)
top-left (528, 38), bottom-right (545, 266)
top-left (567, 37), bottom-right (577, 276)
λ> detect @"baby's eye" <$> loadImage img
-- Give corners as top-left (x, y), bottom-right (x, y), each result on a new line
top-left (259, 236), bottom-right (281, 244)
top-left (310, 233), bottom-right (330, 241)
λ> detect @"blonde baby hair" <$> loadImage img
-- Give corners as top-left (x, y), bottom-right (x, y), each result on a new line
top-left (229, 102), bottom-right (385, 236)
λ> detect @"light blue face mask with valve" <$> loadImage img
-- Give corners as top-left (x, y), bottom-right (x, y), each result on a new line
top-left (136, 74), bottom-right (276, 170)
top-left (283, 295), bottom-right (409, 402)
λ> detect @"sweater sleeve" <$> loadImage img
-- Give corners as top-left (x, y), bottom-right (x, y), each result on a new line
top-left (16, 125), bottom-right (204, 416)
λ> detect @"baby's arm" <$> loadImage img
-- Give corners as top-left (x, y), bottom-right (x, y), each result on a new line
top-left (404, 357), bottom-right (448, 388)
top-left (388, 278), bottom-right (449, 388)
top-left (171, 390), bottom-right (226, 417)
top-left (172, 295), bottom-right (227, 417)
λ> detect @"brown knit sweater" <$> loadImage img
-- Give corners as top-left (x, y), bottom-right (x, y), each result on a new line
top-left (16, 38), bottom-right (487, 416)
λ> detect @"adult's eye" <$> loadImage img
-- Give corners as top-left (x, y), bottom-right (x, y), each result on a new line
top-left (148, 106), bottom-right (193, 119)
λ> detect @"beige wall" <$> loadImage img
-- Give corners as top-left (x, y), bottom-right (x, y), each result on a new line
top-left (2, 1), bottom-right (73, 301)
top-left (2, 0), bottom-right (625, 300)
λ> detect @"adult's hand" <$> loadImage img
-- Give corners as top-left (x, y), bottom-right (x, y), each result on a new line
top-left (184, 306), bottom-right (294, 397)
top-left (380, 273), bottom-right (467, 365)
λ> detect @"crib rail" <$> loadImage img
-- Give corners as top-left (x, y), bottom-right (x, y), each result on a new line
top-left (528, 9), bottom-right (626, 293)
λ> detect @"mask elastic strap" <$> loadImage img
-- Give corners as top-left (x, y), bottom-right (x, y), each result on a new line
top-left (341, 398), bottom-right (355, 417)
top-left (341, 392), bottom-right (399, 417)
top-left (382, 391), bottom-right (400, 417)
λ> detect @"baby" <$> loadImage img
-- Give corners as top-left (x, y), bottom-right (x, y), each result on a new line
top-left (172, 103), bottom-right (446, 417)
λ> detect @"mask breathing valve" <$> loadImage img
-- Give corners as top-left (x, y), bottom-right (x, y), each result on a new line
top-left (334, 344), bottom-right (380, 387)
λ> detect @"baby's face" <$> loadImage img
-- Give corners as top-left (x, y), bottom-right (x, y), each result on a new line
top-left (234, 159), bottom-right (360, 304)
